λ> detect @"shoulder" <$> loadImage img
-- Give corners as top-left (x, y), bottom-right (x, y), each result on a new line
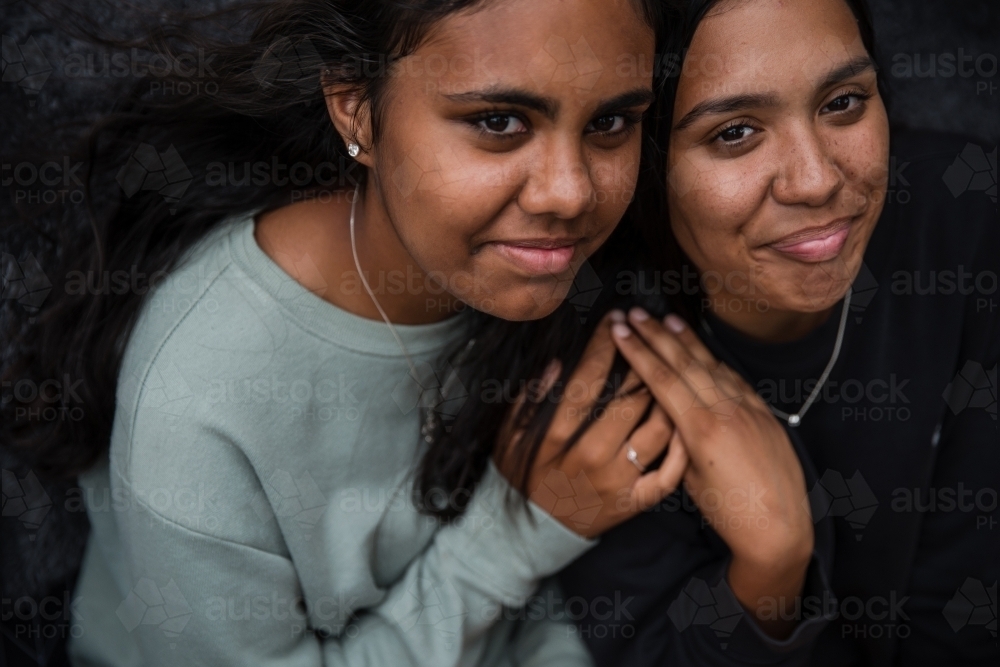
top-left (110, 216), bottom-right (291, 480)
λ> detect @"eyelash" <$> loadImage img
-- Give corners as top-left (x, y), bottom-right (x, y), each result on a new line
top-left (821, 88), bottom-right (872, 115)
top-left (466, 111), bottom-right (642, 141)
top-left (590, 112), bottom-right (643, 139)
top-left (467, 112), bottom-right (526, 139)
top-left (711, 118), bottom-right (761, 148)
top-left (710, 88), bottom-right (873, 148)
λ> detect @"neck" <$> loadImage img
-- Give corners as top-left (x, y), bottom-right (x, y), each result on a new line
top-left (350, 185), bottom-right (464, 325)
top-left (253, 185), bottom-right (463, 326)
top-left (709, 302), bottom-right (834, 343)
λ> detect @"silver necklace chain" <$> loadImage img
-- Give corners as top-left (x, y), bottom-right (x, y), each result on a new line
top-left (702, 286), bottom-right (852, 428)
top-left (348, 183), bottom-right (441, 443)
top-left (770, 286), bottom-right (851, 426)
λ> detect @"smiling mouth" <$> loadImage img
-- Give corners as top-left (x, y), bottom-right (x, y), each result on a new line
top-left (767, 217), bottom-right (855, 263)
top-left (489, 239), bottom-right (579, 275)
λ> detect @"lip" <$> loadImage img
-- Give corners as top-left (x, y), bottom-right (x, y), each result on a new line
top-left (767, 217), bottom-right (855, 263)
top-left (489, 238), bottom-right (580, 275)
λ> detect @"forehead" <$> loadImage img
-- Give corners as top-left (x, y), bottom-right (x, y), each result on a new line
top-left (679, 0), bottom-right (867, 100)
top-left (400, 0), bottom-right (654, 93)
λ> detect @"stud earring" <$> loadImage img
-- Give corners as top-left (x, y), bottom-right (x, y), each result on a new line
top-left (347, 142), bottom-right (360, 158)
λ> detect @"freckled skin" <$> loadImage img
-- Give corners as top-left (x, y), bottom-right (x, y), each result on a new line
top-left (256, 0), bottom-right (654, 325)
top-left (667, 0), bottom-right (890, 342)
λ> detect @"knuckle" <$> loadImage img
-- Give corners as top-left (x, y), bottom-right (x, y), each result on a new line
top-left (578, 446), bottom-right (606, 470)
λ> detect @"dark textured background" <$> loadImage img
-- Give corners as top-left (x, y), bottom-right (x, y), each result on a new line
top-left (1, 1), bottom-right (997, 665)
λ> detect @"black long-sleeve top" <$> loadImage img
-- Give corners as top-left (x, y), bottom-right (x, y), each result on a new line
top-left (558, 130), bottom-right (998, 666)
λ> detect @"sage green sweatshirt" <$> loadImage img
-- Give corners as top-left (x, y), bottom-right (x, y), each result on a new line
top-left (67, 214), bottom-right (597, 667)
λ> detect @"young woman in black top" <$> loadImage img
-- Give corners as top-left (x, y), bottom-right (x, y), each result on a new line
top-left (553, 0), bottom-right (998, 665)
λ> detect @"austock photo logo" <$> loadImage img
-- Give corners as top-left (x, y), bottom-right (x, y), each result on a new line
top-left (667, 577), bottom-right (743, 650)
top-left (2, 590), bottom-right (83, 642)
top-left (942, 143), bottom-right (997, 203)
top-left (1, 469), bottom-right (53, 541)
top-left (116, 577), bottom-right (193, 649)
top-left (1, 252), bottom-right (52, 311)
top-left (943, 360), bottom-right (997, 422)
top-left (4, 155), bottom-right (87, 205)
top-left (806, 469), bottom-right (879, 541)
top-left (943, 578), bottom-right (997, 638)
top-left (117, 143), bottom-right (194, 214)
top-left (889, 48), bottom-right (998, 95)
top-left (2, 34), bottom-right (53, 103)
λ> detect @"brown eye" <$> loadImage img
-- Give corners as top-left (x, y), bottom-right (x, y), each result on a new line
top-left (587, 115), bottom-right (624, 133)
top-left (719, 125), bottom-right (752, 142)
top-left (827, 95), bottom-right (852, 112)
top-left (822, 92), bottom-right (869, 115)
top-left (478, 114), bottom-right (525, 135)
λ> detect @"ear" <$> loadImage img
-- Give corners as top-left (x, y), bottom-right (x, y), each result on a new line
top-left (324, 84), bottom-right (374, 168)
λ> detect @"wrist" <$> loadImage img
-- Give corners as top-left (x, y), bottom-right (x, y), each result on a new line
top-left (727, 548), bottom-right (812, 639)
top-left (734, 516), bottom-right (814, 574)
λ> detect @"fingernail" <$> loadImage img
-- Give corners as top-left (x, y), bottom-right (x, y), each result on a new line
top-left (609, 309), bottom-right (626, 323)
top-left (629, 307), bottom-right (649, 322)
top-left (611, 323), bottom-right (632, 339)
top-left (664, 314), bottom-right (686, 333)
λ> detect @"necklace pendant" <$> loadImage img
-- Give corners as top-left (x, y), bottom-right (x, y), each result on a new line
top-left (787, 414), bottom-right (801, 427)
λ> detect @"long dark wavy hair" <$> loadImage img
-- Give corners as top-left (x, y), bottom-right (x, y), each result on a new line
top-left (2, 0), bottom-right (884, 521)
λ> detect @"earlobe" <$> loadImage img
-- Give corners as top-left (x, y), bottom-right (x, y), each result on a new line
top-left (323, 84), bottom-right (374, 165)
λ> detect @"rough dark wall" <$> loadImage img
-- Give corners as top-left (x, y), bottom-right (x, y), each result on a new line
top-left (0, 1), bottom-right (997, 665)
top-left (870, 0), bottom-right (998, 143)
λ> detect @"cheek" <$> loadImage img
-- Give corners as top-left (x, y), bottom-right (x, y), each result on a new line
top-left (383, 138), bottom-right (516, 221)
top-left (834, 112), bottom-right (891, 200)
top-left (588, 143), bottom-right (642, 213)
top-left (668, 154), bottom-right (768, 258)
top-left (378, 144), bottom-right (519, 275)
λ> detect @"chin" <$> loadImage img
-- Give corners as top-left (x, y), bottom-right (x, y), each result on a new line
top-left (758, 249), bottom-right (863, 313)
top-left (783, 289), bottom-right (850, 313)
top-left (464, 284), bottom-right (568, 322)
top-left (786, 270), bottom-right (857, 311)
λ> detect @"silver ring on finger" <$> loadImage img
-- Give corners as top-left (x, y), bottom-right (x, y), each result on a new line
top-left (625, 442), bottom-right (646, 473)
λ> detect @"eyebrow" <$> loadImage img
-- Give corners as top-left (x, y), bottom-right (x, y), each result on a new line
top-left (673, 55), bottom-right (877, 132)
top-left (442, 86), bottom-right (654, 121)
top-left (818, 55), bottom-right (876, 90)
top-left (674, 92), bottom-right (780, 131)
top-left (593, 89), bottom-right (656, 117)
top-left (443, 87), bottom-right (560, 119)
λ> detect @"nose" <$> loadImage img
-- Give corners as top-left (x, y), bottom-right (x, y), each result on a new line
top-left (518, 136), bottom-right (596, 219)
top-left (771, 124), bottom-right (844, 207)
